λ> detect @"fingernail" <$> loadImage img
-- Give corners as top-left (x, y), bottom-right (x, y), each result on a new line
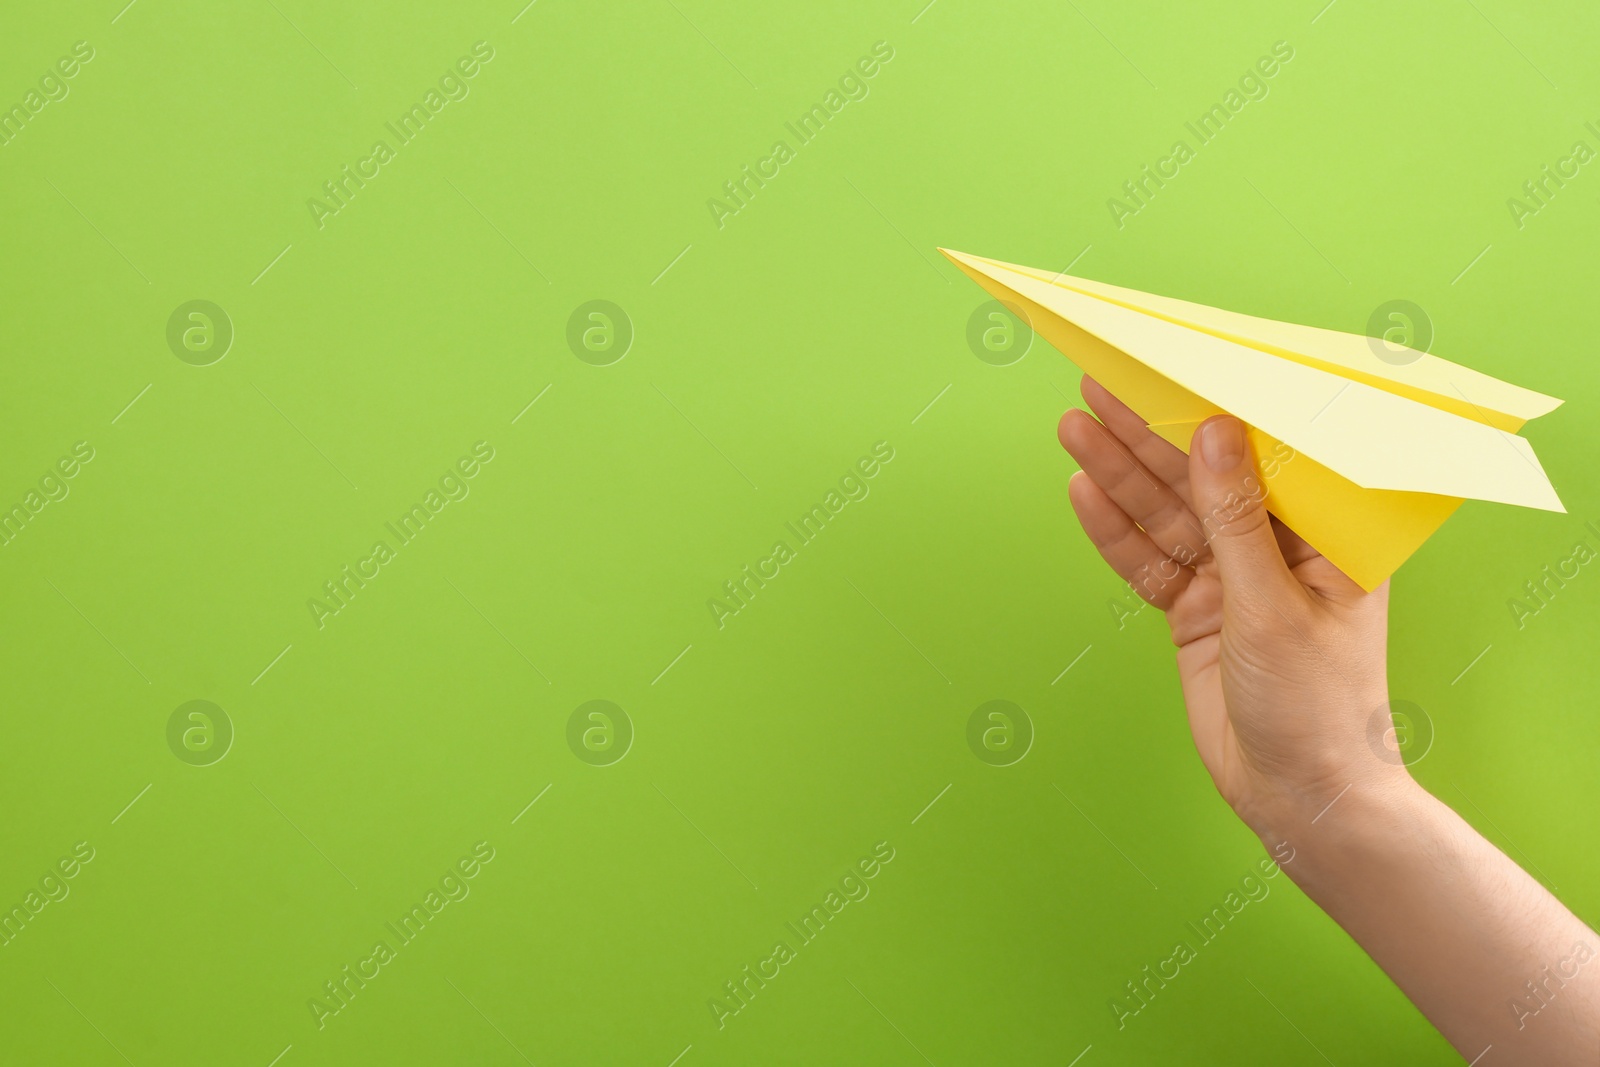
top-left (1200, 418), bottom-right (1244, 471)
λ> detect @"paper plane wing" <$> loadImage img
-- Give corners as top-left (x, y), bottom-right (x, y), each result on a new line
top-left (943, 248), bottom-right (1565, 589)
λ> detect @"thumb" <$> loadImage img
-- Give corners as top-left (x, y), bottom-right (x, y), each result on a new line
top-left (1188, 416), bottom-right (1300, 603)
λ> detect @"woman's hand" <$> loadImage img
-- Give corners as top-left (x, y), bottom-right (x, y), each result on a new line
top-left (1057, 375), bottom-right (1600, 1065)
top-left (1057, 375), bottom-right (1407, 834)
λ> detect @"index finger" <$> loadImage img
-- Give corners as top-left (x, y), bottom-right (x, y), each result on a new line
top-left (1080, 375), bottom-right (1193, 510)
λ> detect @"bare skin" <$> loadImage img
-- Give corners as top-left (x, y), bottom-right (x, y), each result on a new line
top-left (1059, 375), bottom-right (1600, 1064)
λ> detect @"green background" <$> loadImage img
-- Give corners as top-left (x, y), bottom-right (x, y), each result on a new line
top-left (3, 0), bottom-right (1598, 1063)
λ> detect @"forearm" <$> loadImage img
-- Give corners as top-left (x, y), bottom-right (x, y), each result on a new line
top-left (1253, 775), bottom-right (1600, 1064)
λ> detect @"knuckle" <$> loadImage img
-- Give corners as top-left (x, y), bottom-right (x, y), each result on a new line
top-left (1208, 503), bottom-right (1269, 542)
top-left (1202, 480), bottom-right (1270, 542)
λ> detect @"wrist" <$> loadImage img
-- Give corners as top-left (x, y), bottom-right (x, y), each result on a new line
top-left (1227, 686), bottom-right (1414, 843)
top-left (1246, 768), bottom-right (1431, 890)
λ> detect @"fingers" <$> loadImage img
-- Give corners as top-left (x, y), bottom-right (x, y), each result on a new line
top-left (1080, 376), bottom-right (1193, 506)
top-left (1059, 409), bottom-right (1211, 568)
top-left (1187, 417), bottom-right (1304, 610)
top-left (1067, 472), bottom-right (1194, 611)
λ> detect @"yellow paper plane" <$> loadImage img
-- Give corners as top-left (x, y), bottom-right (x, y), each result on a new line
top-left (942, 247), bottom-right (1565, 590)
